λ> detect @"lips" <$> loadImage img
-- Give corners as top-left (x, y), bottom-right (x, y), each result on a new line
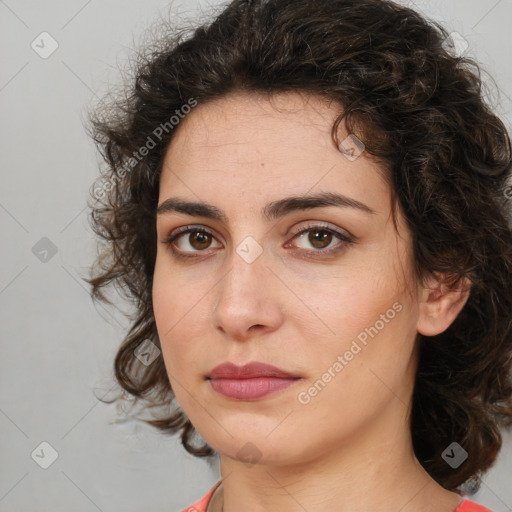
top-left (206, 362), bottom-right (302, 400)
top-left (207, 361), bottom-right (301, 379)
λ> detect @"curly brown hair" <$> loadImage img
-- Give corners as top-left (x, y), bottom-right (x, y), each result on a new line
top-left (85, 0), bottom-right (512, 493)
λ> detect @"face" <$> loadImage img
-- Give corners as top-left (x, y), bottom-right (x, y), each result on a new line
top-left (153, 91), bottom-right (423, 466)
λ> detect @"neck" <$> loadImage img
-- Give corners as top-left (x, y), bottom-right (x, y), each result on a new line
top-left (212, 413), bottom-right (462, 512)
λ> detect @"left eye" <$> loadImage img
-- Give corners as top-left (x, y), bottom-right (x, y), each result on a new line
top-left (287, 225), bottom-right (353, 254)
top-left (293, 229), bottom-right (337, 249)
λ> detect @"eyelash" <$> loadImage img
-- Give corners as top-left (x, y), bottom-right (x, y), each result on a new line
top-left (162, 222), bottom-right (355, 260)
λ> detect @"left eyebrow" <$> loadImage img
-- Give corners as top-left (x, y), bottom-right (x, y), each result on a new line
top-left (156, 191), bottom-right (377, 226)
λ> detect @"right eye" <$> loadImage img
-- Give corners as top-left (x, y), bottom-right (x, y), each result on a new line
top-left (163, 225), bottom-right (223, 258)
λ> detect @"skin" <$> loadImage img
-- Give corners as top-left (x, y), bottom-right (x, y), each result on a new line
top-left (152, 91), bottom-right (471, 512)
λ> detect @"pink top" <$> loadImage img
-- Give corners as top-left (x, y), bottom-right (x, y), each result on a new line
top-left (179, 481), bottom-right (493, 512)
top-left (180, 481), bottom-right (221, 512)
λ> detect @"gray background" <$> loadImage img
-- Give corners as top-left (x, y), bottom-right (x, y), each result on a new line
top-left (0, 0), bottom-right (511, 511)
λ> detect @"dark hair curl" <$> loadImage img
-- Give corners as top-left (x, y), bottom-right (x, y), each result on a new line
top-left (85, 0), bottom-right (512, 493)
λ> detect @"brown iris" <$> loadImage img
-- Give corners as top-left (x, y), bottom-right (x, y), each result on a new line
top-left (308, 229), bottom-right (332, 249)
top-left (189, 231), bottom-right (212, 250)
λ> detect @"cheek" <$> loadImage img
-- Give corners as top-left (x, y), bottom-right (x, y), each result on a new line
top-left (287, 252), bottom-right (417, 392)
top-left (152, 257), bottom-right (203, 328)
top-left (152, 265), bottom-right (198, 370)
top-left (152, 262), bottom-right (220, 389)
top-left (152, 272), bottom-right (175, 341)
top-left (284, 254), bottom-right (405, 345)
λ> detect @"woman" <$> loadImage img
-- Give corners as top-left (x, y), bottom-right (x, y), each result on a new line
top-left (86, 0), bottom-right (512, 511)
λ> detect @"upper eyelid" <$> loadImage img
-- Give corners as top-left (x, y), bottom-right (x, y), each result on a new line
top-left (166, 221), bottom-right (346, 238)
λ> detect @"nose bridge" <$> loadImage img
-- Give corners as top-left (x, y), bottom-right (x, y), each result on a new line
top-left (219, 239), bottom-right (267, 308)
top-left (212, 236), bottom-right (282, 338)
top-left (222, 220), bottom-right (268, 293)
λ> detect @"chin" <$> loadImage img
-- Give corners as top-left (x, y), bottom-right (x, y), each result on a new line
top-left (209, 432), bottom-right (315, 468)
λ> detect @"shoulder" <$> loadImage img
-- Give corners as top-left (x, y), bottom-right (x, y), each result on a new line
top-left (455, 498), bottom-right (494, 512)
top-left (179, 481), bottom-right (222, 512)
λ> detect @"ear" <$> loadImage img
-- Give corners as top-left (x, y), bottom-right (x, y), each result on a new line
top-left (416, 272), bottom-right (472, 336)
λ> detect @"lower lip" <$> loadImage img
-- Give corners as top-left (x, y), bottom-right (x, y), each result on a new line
top-left (208, 377), bottom-right (301, 400)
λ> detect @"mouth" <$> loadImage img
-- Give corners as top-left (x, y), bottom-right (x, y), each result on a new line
top-left (207, 376), bottom-right (302, 401)
top-left (206, 361), bottom-right (303, 401)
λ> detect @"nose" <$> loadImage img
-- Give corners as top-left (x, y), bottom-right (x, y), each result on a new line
top-left (212, 248), bottom-right (284, 342)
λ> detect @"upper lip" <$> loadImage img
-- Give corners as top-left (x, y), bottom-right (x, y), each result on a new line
top-left (207, 362), bottom-right (301, 379)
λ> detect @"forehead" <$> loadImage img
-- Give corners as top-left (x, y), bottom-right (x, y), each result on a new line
top-left (166, 91), bottom-right (344, 162)
top-left (159, 91), bottom-right (391, 217)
